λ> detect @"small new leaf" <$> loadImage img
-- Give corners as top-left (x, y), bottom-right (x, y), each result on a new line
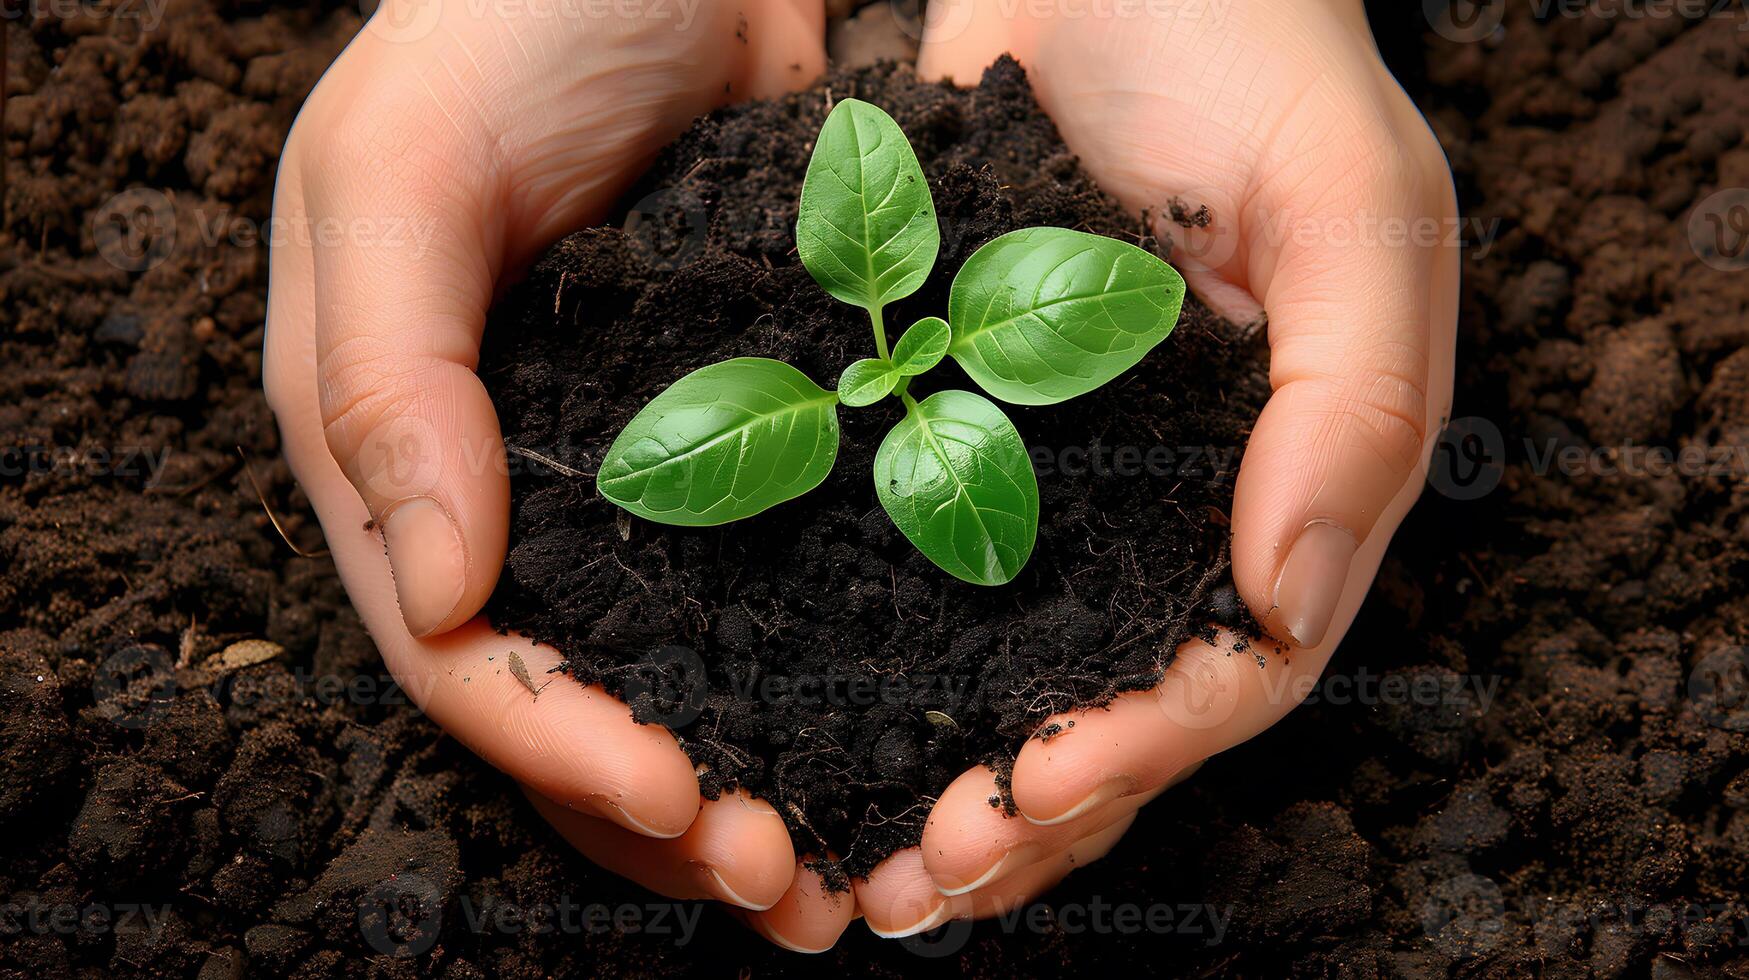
top-left (891, 316), bottom-right (949, 376)
top-left (948, 227), bottom-right (1186, 405)
top-left (838, 358), bottom-right (900, 407)
top-left (597, 358), bottom-right (840, 525)
top-left (797, 99), bottom-right (940, 311)
top-left (875, 390), bottom-right (1038, 586)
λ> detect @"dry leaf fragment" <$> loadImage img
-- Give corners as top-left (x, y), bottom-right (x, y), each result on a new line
top-left (210, 639), bottom-right (285, 674)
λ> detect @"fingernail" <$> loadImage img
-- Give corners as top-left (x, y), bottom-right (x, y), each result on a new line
top-left (758, 921), bottom-right (834, 955)
top-left (1270, 520), bottom-right (1358, 648)
top-left (937, 845), bottom-right (1036, 897)
top-left (380, 495), bottom-right (466, 638)
top-left (705, 866), bottom-right (778, 912)
top-left (867, 895), bottom-right (952, 939)
top-left (597, 799), bottom-right (689, 840)
top-left (1021, 778), bottom-right (1130, 827)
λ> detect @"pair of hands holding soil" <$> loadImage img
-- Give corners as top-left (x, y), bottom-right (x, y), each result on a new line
top-left (263, 0), bottom-right (1456, 951)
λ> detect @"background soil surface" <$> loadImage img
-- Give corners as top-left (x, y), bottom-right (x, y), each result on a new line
top-left (478, 55), bottom-right (1268, 879)
top-left (2, 1), bottom-right (1748, 977)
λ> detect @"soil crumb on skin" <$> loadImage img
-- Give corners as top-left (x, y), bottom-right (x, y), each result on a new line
top-left (478, 57), bottom-right (1271, 876)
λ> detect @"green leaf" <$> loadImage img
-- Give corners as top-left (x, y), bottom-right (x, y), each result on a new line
top-left (598, 358), bottom-right (840, 526)
top-left (838, 358), bottom-right (899, 407)
top-left (948, 227), bottom-right (1186, 405)
top-left (891, 316), bottom-right (949, 376)
top-left (874, 390), bottom-right (1038, 586)
top-left (797, 98), bottom-right (939, 310)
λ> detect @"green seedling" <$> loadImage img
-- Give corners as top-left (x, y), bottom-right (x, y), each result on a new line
top-left (597, 99), bottom-right (1186, 586)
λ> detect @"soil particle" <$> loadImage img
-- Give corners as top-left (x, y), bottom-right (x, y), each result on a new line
top-left (67, 760), bottom-right (189, 883)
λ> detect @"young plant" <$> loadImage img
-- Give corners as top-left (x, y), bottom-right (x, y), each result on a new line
top-left (596, 99), bottom-right (1185, 586)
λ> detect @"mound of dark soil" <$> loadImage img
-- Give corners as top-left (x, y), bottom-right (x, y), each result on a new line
top-left (477, 56), bottom-right (1270, 877)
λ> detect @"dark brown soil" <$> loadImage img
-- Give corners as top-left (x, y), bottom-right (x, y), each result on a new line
top-left (3, 0), bottom-right (1749, 977)
top-left (476, 56), bottom-right (1269, 879)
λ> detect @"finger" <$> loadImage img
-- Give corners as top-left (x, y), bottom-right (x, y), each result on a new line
top-left (527, 787), bottom-right (796, 911)
top-left (857, 847), bottom-right (957, 939)
top-left (1011, 627), bottom-right (1330, 825)
top-left (961, 810), bottom-right (1138, 920)
top-left (916, 0), bottom-right (1032, 84)
top-left (734, 855), bottom-right (858, 954)
top-left (296, 57), bottom-right (511, 639)
top-left (860, 814), bottom-right (1140, 938)
top-left (297, 6), bottom-right (831, 638)
top-left (1230, 96), bottom-right (1460, 647)
top-left (915, 0), bottom-right (1269, 327)
top-left (920, 765), bottom-right (1165, 896)
top-left (266, 163), bottom-right (701, 839)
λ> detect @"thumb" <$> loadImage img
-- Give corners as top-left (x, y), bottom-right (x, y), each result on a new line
top-left (304, 135), bottom-right (508, 639)
top-left (1231, 113), bottom-right (1459, 648)
top-left (298, 5), bottom-right (830, 638)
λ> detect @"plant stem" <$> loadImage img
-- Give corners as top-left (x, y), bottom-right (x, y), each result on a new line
top-left (892, 375), bottom-right (911, 400)
top-left (869, 304), bottom-right (890, 362)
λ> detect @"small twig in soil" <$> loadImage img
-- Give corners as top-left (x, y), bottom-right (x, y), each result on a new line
top-left (611, 553), bottom-right (654, 595)
top-left (858, 800), bottom-right (930, 828)
top-left (504, 443), bottom-right (590, 479)
top-left (693, 737), bottom-right (754, 770)
top-left (677, 157), bottom-right (714, 184)
top-left (784, 800), bottom-right (831, 856)
top-left (176, 616), bottom-right (202, 669)
top-left (552, 271), bottom-right (570, 314)
top-left (238, 448), bottom-right (328, 558)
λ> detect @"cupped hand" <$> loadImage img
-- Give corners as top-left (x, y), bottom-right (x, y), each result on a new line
top-left (262, 0), bottom-right (856, 952)
top-left (856, 0), bottom-right (1459, 934)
